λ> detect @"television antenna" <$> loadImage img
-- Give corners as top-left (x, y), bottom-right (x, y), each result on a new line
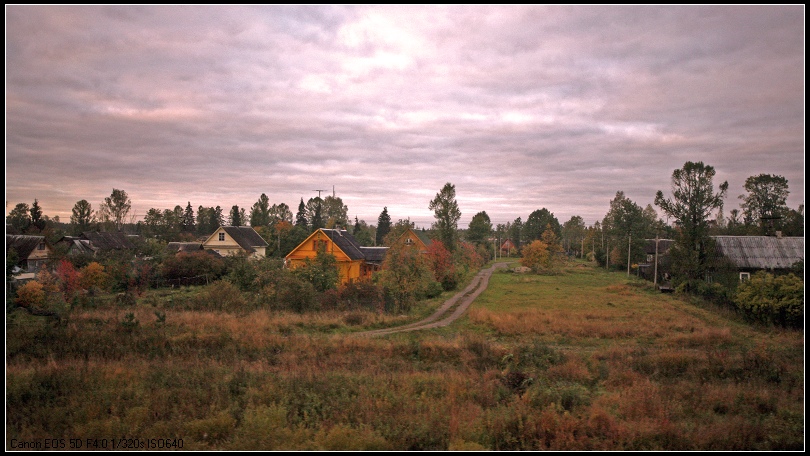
top-left (313, 189), bottom-right (326, 198)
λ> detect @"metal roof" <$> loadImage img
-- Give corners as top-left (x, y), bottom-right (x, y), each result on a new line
top-left (711, 235), bottom-right (804, 270)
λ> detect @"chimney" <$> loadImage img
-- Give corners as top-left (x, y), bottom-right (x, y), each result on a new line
top-left (776, 231), bottom-right (783, 239)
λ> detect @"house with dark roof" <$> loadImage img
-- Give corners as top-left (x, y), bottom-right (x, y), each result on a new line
top-left (6, 235), bottom-right (53, 275)
top-left (166, 242), bottom-right (204, 254)
top-left (58, 231), bottom-right (138, 256)
top-left (711, 235), bottom-right (804, 281)
top-left (201, 226), bottom-right (269, 258)
top-left (285, 228), bottom-right (389, 284)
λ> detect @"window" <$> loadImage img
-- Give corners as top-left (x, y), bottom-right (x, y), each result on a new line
top-left (314, 240), bottom-right (328, 251)
top-left (739, 272), bottom-right (750, 282)
top-left (405, 238), bottom-right (414, 245)
top-left (218, 233), bottom-right (225, 241)
top-left (37, 243), bottom-right (45, 250)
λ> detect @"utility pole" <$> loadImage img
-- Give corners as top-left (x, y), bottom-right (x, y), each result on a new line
top-left (627, 232), bottom-right (632, 276)
top-left (654, 233), bottom-right (659, 289)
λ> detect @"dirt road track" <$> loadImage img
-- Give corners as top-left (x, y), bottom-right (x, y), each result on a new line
top-left (357, 262), bottom-right (508, 337)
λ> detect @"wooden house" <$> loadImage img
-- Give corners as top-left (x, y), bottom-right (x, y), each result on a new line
top-left (58, 231), bottom-right (137, 256)
top-left (285, 228), bottom-right (388, 285)
top-left (500, 239), bottom-right (516, 256)
top-left (201, 226), bottom-right (269, 258)
top-left (396, 227), bottom-right (433, 252)
top-left (711, 235), bottom-right (804, 281)
top-left (166, 242), bottom-right (204, 254)
top-left (6, 235), bottom-right (53, 276)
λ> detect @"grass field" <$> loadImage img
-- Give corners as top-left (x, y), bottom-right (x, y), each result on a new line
top-left (6, 260), bottom-right (804, 450)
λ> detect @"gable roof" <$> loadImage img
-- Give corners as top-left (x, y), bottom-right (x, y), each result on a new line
top-left (218, 226), bottom-right (269, 253)
top-left (6, 235), bottom-right (48, 259)
top-left (711, 235), bottom-right (804, 270)
top-left (321, 229), bottom-right (366, 260)
top-left (286, 228), bottom-right (389, 263)
top-left (81, 231), bottom-right (136, 250)
top-left (359, 247), bottom-right (388, 264)
top-left (167, 242), bottom-right (204, 253)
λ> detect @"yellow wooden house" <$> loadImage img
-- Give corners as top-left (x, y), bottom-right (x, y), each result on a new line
top-left (202, 226), bottom-right (269, 258)
top-left (285, 228), bottom-right (388, 285)
top-left (395, 227), bottom-right (433, 253)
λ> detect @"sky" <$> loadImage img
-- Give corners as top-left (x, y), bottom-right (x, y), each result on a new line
top-left (5, 5), bottom-right (805, 229)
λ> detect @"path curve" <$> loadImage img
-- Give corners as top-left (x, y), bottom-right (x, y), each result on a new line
top-left (357, 262), bottom-right (508, 337)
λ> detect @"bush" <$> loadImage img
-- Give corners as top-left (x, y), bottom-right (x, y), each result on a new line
top-left (275, 272), bottom-right (318, 313)
top-left (734, 272), bottom-right (804, 328)
top-left (160, 251), bottom-right (225, 286)
top-left (15, 281), bottom-right (46, 308)
top-left (198, 280), bottom-right (248, 312)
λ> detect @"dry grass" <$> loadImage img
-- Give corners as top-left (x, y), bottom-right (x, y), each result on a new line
top-left (5, 261), bottom-right (804, 450)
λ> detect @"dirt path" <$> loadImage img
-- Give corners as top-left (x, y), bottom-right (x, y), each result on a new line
top-left (357, 262), bottom-right (508, 337)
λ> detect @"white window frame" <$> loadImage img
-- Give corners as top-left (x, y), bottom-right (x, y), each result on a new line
top-left (739, 272), bottom-right (750, 282)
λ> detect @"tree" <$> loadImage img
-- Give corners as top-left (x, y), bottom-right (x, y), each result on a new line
top-left (292, 249), bottom-right (340, 293)
top-left (602, 191), bottom-right (650, 271)
top-left (739, 174), bottom-right (790, 236)
top-left (295, 198), bottom-right (308, 229)
top-left (467, 211), bottom-right (493, 247)
top-left (376, 207), bottom-right (392, 246)
top-left (561, 215), bottom-right (586, 256)
top-left (655, 161), bottom-right (728, 283)
top-left (101, 189), bottom-right (132, 232)
top-left (250, 193), bottom-right (272, 227)
top-left (29, 199), bottom-right (46, 232)
top-left (229, 205), bottom-right (243, 227)
top-left (183, 202), bottom-right (195, 232)
top-left (521, 229), bottom-right (564, 274)
top-left (509, 217), bottom-right (523, 251)
top-left (306, 197), bottom-right (324, 231)
top-left (523, 208), bottom-right (561, 242)
top-left (7, 203), bottom-right (32, 233)
top-left (429, 183), bottom-right (461, 252)
top-left (322, 195), bottom-right (349, 229)
top-left (269, 203), bottom-right (293, 227)
top-left (70, 200), bottom-right (95, 234)
top-left (782, 204), bottom-right (804, 237)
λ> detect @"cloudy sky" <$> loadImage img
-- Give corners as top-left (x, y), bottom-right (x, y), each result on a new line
top-left (6, 5), bottom-right (805, 229)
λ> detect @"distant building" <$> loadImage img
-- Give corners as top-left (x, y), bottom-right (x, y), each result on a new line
top-left (201, 226), bottom-right (269, 258)
top-left (6, 235), bottom-right (53, 277)
top-left (285, 228), bottom-right (388, 285)
top-left (711, 235), bottom-right (804, 281)
top-left (58, 231), bottom-right (138, 256)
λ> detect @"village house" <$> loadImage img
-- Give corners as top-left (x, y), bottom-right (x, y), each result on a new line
top-left (201, 226), bottom-right (269, 258)
top-left (499, 239), bottom-right (516, 256)
top-left (57, 231), bottom-right (138, 256)
top-left (285, 228), bottom-right (388, 285)
top-left (166, 242), bottom-right (205, 254)
top-left (711, 234), bottom-right (804, 281)
top-left (6, 235), bottom-right (54, 279)
top-left (395, 227), bottom-right (433, 253)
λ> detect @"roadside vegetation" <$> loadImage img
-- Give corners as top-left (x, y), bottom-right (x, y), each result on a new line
top-left (6, 259), bottom-right (803, 450)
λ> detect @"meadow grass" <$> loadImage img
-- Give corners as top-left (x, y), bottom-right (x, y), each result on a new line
top-left (6, 260), bottom-right (804, 450)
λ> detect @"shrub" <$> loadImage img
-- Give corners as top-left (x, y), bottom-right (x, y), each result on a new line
top-left (198, 280), bottom-right (248, 312)
top-left (275, 272), bottom-right (318, 313)
top-left (15, 281), bottom-right (46, 308)
top-left (79, 262), bottom-right (109, 293)
top-left (734, 272), bottom-right (804, 328)
top-left (292, 251), bottom-right (340, 293)
top-left (160, 251), bottom-right (225, 286)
